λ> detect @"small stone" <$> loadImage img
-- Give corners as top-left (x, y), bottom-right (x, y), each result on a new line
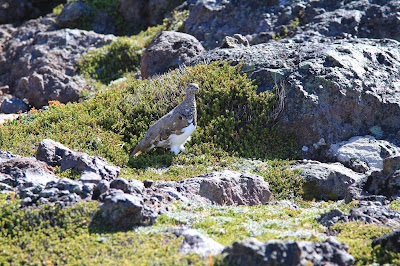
top-left (32, 185), bottom-right (44, 194)
top-left (55, 201), bottom-right (66, 208)
top-left (59, 190), bottom-right (71, 196)
top-left (60, 193), bottom-right (81, 203)
top-left (19, 188), bottom-right (34, 199)
top-left (99, 192), bottom-right (158, 229)
top-left (20, 197), bottom-right (33, 206)
top-left (83, 183), bottom-right (95, 193)
top-left (56, 178), bottom-right (83, 195)
top-left (79, 171), bottom-right (102, 184)
top-left (39, 188), bottom-right (59, 198)
top-left (143, 179), bottom-right (154, 188)
top-left (0, 98), bottom-right (29, 114)
top-left (220, 34), bottom-right (249, 48)
top-left (110, 178), bottom-right (131, 193)
top-left (0, 182), bottom-right (14, 192)
top-left (38, 198), bottom-right (49, 205)
top-left (92, 180), bottom-right (110, 200)
top-left (129, 179), bottom-right (145, 194)
top-left (152, 193), bottom-right (164, 202)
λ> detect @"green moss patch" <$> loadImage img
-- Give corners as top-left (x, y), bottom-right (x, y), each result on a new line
top-left (0, 195), bottom-right (204, 265)
top-left (152, 201), bottom-right (331, 246)
top-left (333, 221), bottom-right (396, 265)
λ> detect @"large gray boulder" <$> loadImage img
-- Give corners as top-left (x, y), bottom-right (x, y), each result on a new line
top-left (192, 38), bottom-right (400, 147)
top-left (326, 136), bottom-right (400, 174)
top-left (154, 170), bottom-right (271, 206)
top-left (0, 16), bottom-right (115, 108)
top-left (291, 160), bottom-right (365, 200)
top-left (56, 1), bottom-right (93, 29)
top-left (372, 229), bottom-right (400, 253)
top-left (55, 0), bottom-right (116, 35)
top-left (223, 237), bottom-right (354, 266)
top-left (140, 31), bottom-right (205, 79)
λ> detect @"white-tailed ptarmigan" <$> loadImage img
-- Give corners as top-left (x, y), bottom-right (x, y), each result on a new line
top-left (131, 83), bottom-right (199, 156)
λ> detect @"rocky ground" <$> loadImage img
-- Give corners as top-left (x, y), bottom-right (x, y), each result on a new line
top-left (1, 0), bottom-right (400, 265)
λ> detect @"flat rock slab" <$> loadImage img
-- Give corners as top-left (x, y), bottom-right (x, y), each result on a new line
top-left (172, 228), bottom-right (224, 257)
top-left (154, 170), bottom-right (271, 206)
top-left (223, 237), bottom-right (354, 266)
top-left (36, 138), bottom-right (120, 182)
top-left (0, 113), bottom-right (21, 125)
top-left (185, 0), bottom-right (400, 49)
top-left (0, 156), bottom-right (59, 189)
top-left (327, 136), bottom-right (400, 174)
top-left (318, 201), bottom-right (400, 228)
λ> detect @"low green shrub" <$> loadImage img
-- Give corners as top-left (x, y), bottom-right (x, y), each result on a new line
top-left (0, 62), bottom-right (298, 163)
top-left (333, 221), bottom-right (396, 265)
top-left (0, 195), bottom-right (203, 264)
top-left (0, 61), bottom-right (302, 197)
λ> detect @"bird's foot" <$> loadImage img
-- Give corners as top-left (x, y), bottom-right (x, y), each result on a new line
top-left (170, 146), bottom-right (180, 155)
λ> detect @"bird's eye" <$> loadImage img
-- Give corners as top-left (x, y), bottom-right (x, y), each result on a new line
top-left (179, 116), bottom-right (183, 120)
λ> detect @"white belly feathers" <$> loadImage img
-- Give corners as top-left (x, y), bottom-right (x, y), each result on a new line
top-left (168, 123), bottom-right (196, 155)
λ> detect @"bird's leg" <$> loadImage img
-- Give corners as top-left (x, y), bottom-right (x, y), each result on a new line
top-left (170, 146), bottom-right (180, 155)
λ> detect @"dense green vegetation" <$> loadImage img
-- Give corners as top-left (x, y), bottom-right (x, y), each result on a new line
top-left (0, 195), bottom-right (204, 265)
top-left (0, 61), bottom-right (301, 198)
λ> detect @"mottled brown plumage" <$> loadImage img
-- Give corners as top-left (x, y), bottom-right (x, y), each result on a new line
top-left (131, 83), bottom-right (199, 156)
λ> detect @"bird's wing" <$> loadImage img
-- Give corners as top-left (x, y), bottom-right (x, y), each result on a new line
top-left (131, 107), bottom-right (192, 156)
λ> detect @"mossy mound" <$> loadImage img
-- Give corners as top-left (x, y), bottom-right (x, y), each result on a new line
top-left (1, 62), bottom-right (297, 159)
top-left (0, 61), bottom-right (302, 198)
